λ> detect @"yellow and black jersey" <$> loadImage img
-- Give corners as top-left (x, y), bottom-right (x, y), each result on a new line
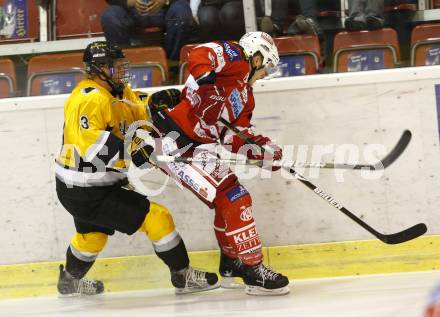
top-left (55, 79), bottom-right (151, 187)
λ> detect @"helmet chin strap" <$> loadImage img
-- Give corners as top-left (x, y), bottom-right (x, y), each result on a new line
top-left (248, 54), bottom-right (265, 83)
top-left (90, 64), bottom-right (124, 98)
top-left (248, 55), bottom-right (257, 81)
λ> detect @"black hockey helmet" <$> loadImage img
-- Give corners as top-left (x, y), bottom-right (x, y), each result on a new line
top-left (83, 41), bottom-right (124, 70)
top-left (83, 41), bottom-right (130, 97)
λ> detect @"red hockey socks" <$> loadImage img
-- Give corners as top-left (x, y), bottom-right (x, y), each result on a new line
top-left (214, 184), bottom-right (263, 266)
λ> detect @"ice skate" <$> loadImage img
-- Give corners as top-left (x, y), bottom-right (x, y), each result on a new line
top-left (57, 264), bottom-right (104, 296)
top-left (171, 266), bottom-right (219, 294)
top-left (219, 252), bottom-right (245, 289)
top-left (242, 262), bottom-right (290, 296)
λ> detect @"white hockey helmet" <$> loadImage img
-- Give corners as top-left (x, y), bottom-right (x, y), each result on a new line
top-left (239, 32), bottom-right (280, 67)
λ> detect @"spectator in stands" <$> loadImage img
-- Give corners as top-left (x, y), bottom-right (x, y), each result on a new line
top-left (258, 0), bottom-right (288, 36)
top-left (287, 0), bottom-right (322, 38)
top-left (257, 0), bottom-right (322, 38)
top-left (258, 0), bottom-right (328, 66)
top-left (189, 0), bottom-right (245, 41)
top-left (101, 0), bottom-right (194, 61)
top-left (345, 0), bottom-right (384, 31)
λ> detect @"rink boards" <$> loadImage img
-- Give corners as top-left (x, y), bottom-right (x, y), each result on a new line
top-left (1, 236), bottom-right (440, 299)
top-left (0, 66), bottom-right (439, 299)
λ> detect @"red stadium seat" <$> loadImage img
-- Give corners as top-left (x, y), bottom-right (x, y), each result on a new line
top-left (0, 58), bottom-right (16, 98)
top-left (27, 52), bottom-right (85, 96)
top-left (333, 28), bottom-right (400, 72)
top-left (384, 3), bottom-right (417, 12)
top-left (54, 0), bottom-right (107, 39)
top-left (178, 43), bottom-right (199, 84)
top-left (411, 23), bottom-right (440, 66)
top-left (123, 46), bottom-right (168, 87)
top-left (0, 0), bottom-right (39, 44)
top-left (274, 35), bottom-right (321, 76)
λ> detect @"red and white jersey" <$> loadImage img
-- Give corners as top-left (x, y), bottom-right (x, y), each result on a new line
top-left (165, 41), bottom-right (255, 152)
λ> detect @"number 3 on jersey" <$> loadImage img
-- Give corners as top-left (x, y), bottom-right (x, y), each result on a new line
top-left (80, 115), bottom-right (89, 130)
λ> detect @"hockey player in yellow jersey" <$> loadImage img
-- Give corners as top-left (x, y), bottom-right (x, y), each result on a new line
top-left (55, 41), bottom-right (219, 295)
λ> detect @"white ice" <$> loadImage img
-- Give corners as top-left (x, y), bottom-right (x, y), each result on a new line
top-left (1, 271), bottom-right (439, 317)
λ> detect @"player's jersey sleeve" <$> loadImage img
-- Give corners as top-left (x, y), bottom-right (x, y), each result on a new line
top-left (123, 86), bottom-right (150, 122)
top-left (187, 43), bottom-right (227, 80)
top-left (220, 85), bottom-right (256, 153)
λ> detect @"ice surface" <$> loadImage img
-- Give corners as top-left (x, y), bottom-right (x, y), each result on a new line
top-left (0, 271), bottom-right (438, 317)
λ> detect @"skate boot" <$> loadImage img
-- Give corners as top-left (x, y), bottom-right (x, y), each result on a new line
top-left (219, 252), bottom-right (245, 289)
top-left (57, 264), bottom-right (104, 296)
top-left (171, 266), bottom-right (219, 294)
top-left (242, 262), bottom-right (290, 296)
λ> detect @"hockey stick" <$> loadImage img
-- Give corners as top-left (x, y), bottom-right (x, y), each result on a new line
top-left (219, 117), bottom-right (427, 244)
top-left (155, 128), bottom-right (410, 170)
top-left (155, 155), bottom-right (327, 168)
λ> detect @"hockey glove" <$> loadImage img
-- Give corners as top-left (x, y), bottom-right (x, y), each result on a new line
top-left (247, 135), bottom-right (283, 171)
top-left (193, 85), bottom-right (226, 125)
top-left (130, 134), bottom-right (156, 168)
top-left (150, 88), bottom-right (181, 111)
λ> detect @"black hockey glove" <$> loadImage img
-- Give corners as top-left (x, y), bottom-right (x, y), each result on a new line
top-left (130, 135), bottom-right (156, 168)
top-left (150, 88), bottom-right (181, 111)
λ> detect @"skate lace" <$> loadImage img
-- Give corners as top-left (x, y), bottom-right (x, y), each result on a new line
top-left (77, 277), bottom-right (99, 295)
top-left (230, 258), bottom-right (243, 273)
top-left (256, 265), bottom-right (279, 283)
top-left (234, 259), bottom-right (243, 269)
top-left (185, 267), bottom-right (207, 287)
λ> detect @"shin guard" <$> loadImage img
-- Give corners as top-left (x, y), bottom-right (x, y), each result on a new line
top-left (215, 185), bottom-right (263, 266)
top-left (214, 213), bottom-right (237, 259)
top-left (66, 232), bottom-right (108, 279)
top-left (139, 201), bottom-right (189, 271)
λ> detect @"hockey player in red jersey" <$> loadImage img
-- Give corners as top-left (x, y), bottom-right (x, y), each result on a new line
top-left (147, 32), bottom-right (290, 295)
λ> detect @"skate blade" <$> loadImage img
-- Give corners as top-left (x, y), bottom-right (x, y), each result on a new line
top-left (58, 291), bottom-right (105, 298)
top-left (245, 285), bottom-right (290, 296)
top-left (221, 277), bottom-right (245, 289)
top-left (58, 293), bottom-right (82, 298)
top-left (175, 282), bottom-right (220, 295)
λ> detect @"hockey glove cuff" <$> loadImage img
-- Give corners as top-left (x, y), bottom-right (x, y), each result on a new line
top-left (247, 135), bottom-right (283, 171)
top-left (130, 134), bottom-right (157, 168)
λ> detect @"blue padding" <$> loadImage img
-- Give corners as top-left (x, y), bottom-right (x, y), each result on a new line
top-left (347, 50), bottom-right (385, 72)
top-left (278, 56), bottom-right (306, 77)
top-left (40, 74), bottom-right (77, 95)
top-left (129, 67), bottom-right (153, 88)
top-left (426, 45), bottom-right (440, 66)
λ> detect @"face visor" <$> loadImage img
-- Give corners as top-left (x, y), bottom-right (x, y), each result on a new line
top-left (109, 58), bottom-right (131, 86)
top-left (263, 62), bottom-right (281, 79)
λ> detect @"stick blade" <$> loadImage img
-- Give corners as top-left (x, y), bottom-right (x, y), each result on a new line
top-left (379, 223), bottom-right (427, 244)
top-left (379, 130), bottom-right (412, 169)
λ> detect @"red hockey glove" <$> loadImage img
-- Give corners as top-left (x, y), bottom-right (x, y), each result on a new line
top-left (247, 135), bottom-right (283, 171)
top-left (194, 85), bottom-right (226, 125)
